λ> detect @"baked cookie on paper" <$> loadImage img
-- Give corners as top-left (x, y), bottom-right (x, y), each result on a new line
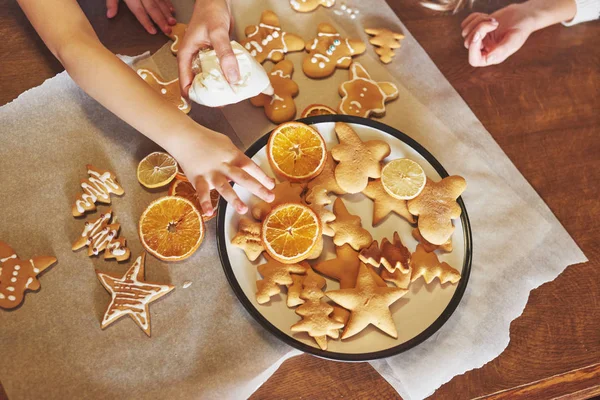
top-left (364, 28), bottom-right (405, 64)
top-left (250, 60), bottom-right (299, 124)
top-left (303, 23), bottom-right (366, 79)
top-left (72, 209), bottom-right (130, 261)
top-left (338, 62), bottom-right (398, 118)
top-left (165, 23), bottom-right (187, 54)
top-left (72, 165), bottom-right (124, 217)
top-left (290, 0), bottom-right (335, 13)
top-left (242, 10), bottom-right (305, 64)
top-left (137, 68), bottom-right (191, 114)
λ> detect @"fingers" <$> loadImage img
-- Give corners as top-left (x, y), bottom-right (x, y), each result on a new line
top-left (484, 33), bottom-right (524, 66)
top-left (106, 0), bottom-right (119, 18)
top-left (212, 174), bottom-right (247, 214)
top-left (209, 28), bottom-right (240, 83)
top-left (460, 12), bottom-right (486, 29)
top-left (461, 13), bottom-right (495, 43)
top-left (177, 43), bottom-right (197, 98)
top-left (239, 156), bottom-right (275, 190)
top-left (162, 0), bottom-right (175, 13)
top-left (156, 0), bottom-right (176, 25)
top-left (126, 0), bottom-right (157, 34)
top-left (194, 177), bottom-right (214, 217)
top-left (226, 165), bottom-right (274, 203)
top-left (464, 20), bottom-right (498, 49)
top-left (141, 0), bottom-right (171, 34)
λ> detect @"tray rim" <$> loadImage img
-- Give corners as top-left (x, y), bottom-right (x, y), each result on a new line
top-left (216, 115), bottom-right (473, 362)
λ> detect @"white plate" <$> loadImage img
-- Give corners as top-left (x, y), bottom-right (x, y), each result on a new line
top-left (217, 115), bottom-right (472, 361)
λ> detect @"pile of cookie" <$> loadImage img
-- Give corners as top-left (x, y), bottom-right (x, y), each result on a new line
top-left (232, 121), bottom-right (466, 350)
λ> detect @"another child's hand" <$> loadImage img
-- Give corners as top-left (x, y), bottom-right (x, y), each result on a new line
top-left (461, 4), bottom-right (536, 67)
top-left (171, 126), bottom-right (275, 216)
top-left (177, 0), bottom-right (241, 98)
top-left (106, 0), bottom-right (176, 35)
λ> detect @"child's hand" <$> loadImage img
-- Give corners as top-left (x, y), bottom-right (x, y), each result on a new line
top-left (177, 0), bottom-right (241, 98)
top-left (106, 0), bottom-right (176, 35)
top-left (171, 126), bottom-right (275, 216)
top-left (461, 4), bottom-right (536, 67)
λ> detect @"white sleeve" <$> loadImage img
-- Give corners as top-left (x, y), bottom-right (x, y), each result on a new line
top-left (563, 0), bottom-right (600, 26)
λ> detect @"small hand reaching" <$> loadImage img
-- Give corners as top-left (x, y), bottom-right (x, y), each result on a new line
top-left (106, 0), bottom-right (176, 35)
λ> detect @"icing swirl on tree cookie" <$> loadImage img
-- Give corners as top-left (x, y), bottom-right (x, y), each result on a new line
top-left (72, 165), bottom-right (125, 217)
top-left (72, 209), bottom-right (130, 261)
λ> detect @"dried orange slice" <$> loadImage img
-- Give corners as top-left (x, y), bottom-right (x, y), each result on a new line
top-left (301, 104), bottom-right (337, 118)
top-left (168, 180), bottom-right (220, 221)
top-left (381, 158), bottom-right (427, 200)
top-left (137, 152), bottom-right (179, 188)
top-left (261, 203), bottom-right (321, 264)
top-left (267, 122), bottom-right (327, 182)
top-left (175, 164), bottom-right (189, 182)
top-left (139, 196), bottom-right (204, 261)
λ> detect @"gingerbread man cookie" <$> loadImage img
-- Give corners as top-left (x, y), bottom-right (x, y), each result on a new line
top-left (242, 10), bottom-right (305, 64)
top-left (331, 122), bottom-right (390, 193)
top-left (252, 181), bottom-right (304, 221)
top-left (338, 62), bottom-right (399, 118)
top-left (72, 209), bottom-right (130, 262)
top-left (365, 28), bottom-right (405, 64)
top-left (137, 68), bottom-right (191, 114)
top-left (290, 0), bottom-right (335, 13)
top-left (303, 23), bottom-right (366, 79)
top-left (0, 242), bottom-right (57, 310)
top-left (250, 60), bottom-right (299, 124)
top-left (72, 165), bottom-right (124, 217)
top-left (166, 23), bottom-right (187, 55)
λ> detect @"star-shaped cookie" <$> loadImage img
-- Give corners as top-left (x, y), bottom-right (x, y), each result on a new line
top-left (407, 176), bottom-right (466, 245)
top-left (411, 244), bottom-right (461, 285)
top-left (326, 263), bottom-right (408, 339)
top-left (313, 244), bottom-right (386, 289)
top-left (96, 253), bottom-right (175, 336)
top-left (0, 241), bottom-right (57, 310)
top-left (137, 68), bottom-right (191, 114)
top-left (329, 198), bottom-right (373, 250)
top-left (362, 179), bottom-right (415, 225)
top-left (231, 217), bottom-right (264, 261)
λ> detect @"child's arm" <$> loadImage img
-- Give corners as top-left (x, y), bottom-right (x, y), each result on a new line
top-left (18, 0), bottom-right (274, 215)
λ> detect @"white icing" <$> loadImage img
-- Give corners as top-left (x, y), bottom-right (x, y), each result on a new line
top-left (310, 39), bottom-right (318, 50)
top-left (362, 87), bottom-right (367, 91)
top-left (0, 293), bottom-right (4, 299)
top-left (248, 41), bottom-right (263, 53)
top-left (0, 254), bottom-right (16, 262)
top-left (345, 38), bottom-right (355, 54)
top-left (8, 295), bottom-right (15, 301)
top-left (247, 25), bottom-right (259, 38)
top-left (12, 271), bottom-right (18, 276)
top-left (10, 277), bottom-right (16, 283)
top-left (272, 31), bottom-right (280, 38)
top-left (350, 100), bottom-right (362, 108)
top-left (319, 62), bottom-right (326, 68)
top-left (160, 88), bottom-right (167, 94)
top-left (311, 57), bottom-right (317, 64)
top-left (270, 94), bottom-right (284, 104)
top-left (271, 70), bottom-right (291, 79)
top-left (317, 32), bottom-right (340, 37)
top-left (75, 169), bottom-right (122, 214)
top-left (337, 56), bottom-right (351, 64)
top-left (313, 54), bottom-right (330, 61)
top-left (259, 23), bottom-right (281, 31)
top-left (25, 277), bottom-right (33, 288)
top-left (7, 287), bottom-right (14, 292)
top-left (14, 265), bottom-right (20, 270)
top-left (183, 281), bottom-right (192, 289)
top-left (360, 93), bottom-right (365, 97)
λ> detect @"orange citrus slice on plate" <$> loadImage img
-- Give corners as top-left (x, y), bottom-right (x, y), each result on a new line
top-left (168, 179), bottom-right (220, 221)
top-left (267, 122), bottom-right (327, 182)
top-left (381, 158), bottom-right (427, 200)
top-left (261, 203), bottom-right (322, 264)
top-left (137, 152), bottom-right (179, 188)
top-left (139, 196), bottom-right (204, 261)
top-left (301, 104), bottom-right (337, 118)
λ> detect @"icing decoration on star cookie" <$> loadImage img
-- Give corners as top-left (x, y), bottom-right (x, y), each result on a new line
top-left (72, 165), bottom-right (125, 217)
top-left (290, 0), bottom-right (335, 13)
top-left (96, 253), bottom-right (174, 336)
top-left (338, 62), bottom-right (399, 118)
top-left (362, 179), bottom-right (415, 225)
top-left (410, 244), bottom-right (461, 285)
top-left (330, 198), bottom-right (373, 251)
top-left (72, 209), bottom-right (131, 262)
top-left (0, 242), bottom-right (57, 310)
top-left (137, 68), bottom-right (191, 114)
top-left (256, 254), bottom-right (308, 304)
top-left (241, 10), bottom-right (305, 64)
top-left (251, 181), bottom-right (304, 221)
top-left (165, 23), bottom-right (187, 55)
top-left (365, 28), bottom-right (405, 64)
top-left (231, 217), bottom-right (264, 261)
top-left (250, 60), bottom-right (299, 124)
top-left (303, 23), bottom-right (366, 79)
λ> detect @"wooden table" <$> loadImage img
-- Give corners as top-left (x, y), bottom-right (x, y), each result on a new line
top-left (1, 1), bottom-right (598, 399)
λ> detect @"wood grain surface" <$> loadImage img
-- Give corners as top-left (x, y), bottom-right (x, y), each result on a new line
top-left (0, 0), bottom-right (598, 399)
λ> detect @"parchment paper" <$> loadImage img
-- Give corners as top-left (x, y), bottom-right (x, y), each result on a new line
top-left (0, 1), bottom-right (587, 400)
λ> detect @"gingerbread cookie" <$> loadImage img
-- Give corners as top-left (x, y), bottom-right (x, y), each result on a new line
top-left (365, 28), bottom-right (405, 64)
top-left (330, 198), bottom-right (372, 251)
top-left (231, 217), bottom-right (264, 261)
top-left (72, 165), bottom-right (124, 217)
top-left (305, 185), bottom-right (335, 237)
top-left (290, 0), bottom-right (335, 13)
top-left (96, 253), bottom-right (174, 336)
top-left (287, 274), bottom-right (305, 307)
top-left (166, 23), bottom-right (187, 54)
top-left (307, 235), bottom-right (324, 260)
top-left (250, 60), bottom-right (299, 124)
top-left (412, 227), bottom-right (453, 253)
top-left (331, 122), bottom-right (390, 193)
top-left (252, 181), bottom-right (304, 221)
top-left (407, 176), bottom-right (466, 245)
top-left (338, 62), bottom-right (399, 118)
top-left (303, 23), bottom-right (366, 79)
top-left (0, 242), bottom-right (57, 310)
top-left (359, 233), bottom-right (411, 273)
top-left (137, 68), bottom-right (191, 114)
top-left (411, 244), bottom-right (461, 284)
top-left (291, 267), bottom-right (343, 350)
top-left (381, 267), bottom-right (412, 289)
top-left (242, 10), bottom-right (305, 64)
top-left (306, 152), bottom-right (346, 196)
top-left (313, 244), bottom-right (386, 289)
top-left (326, 263), bottom-right (408, 339)
top-left (362, 179), bottom-right (415, 225)
top-left (256, 254), bottom-right (308, 304)
top-left (301, 104), bottom-right (337, 118)
top-left (72, 209), bottom-right (130, 262)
